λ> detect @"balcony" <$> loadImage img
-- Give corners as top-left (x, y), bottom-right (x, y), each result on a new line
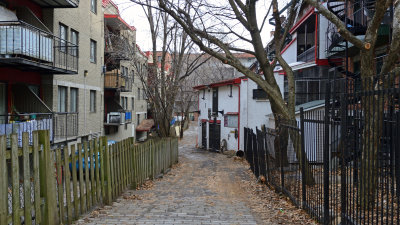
top-left (0, 21), bottom-right (78, 74)
top-left (0, 112), bottom-right (78, 146)
top-left (104, 69), bottom-right (132, 92)
top-left (297, 46), bottom-right (315, 62)
top-left (31, 0), bottom-right (79, 8)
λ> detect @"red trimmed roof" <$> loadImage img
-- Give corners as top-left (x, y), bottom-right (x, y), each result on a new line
top-left (232, 53), bottom-right (256, 58)
top-left (104, 14), bottom-right (136, 31)
top-left (193, 77), bottom-right (243, 90)
top-left (103, 0), bottom-right (137, 31)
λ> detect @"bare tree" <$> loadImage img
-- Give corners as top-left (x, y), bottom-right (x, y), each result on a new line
top-left (130, 0), bottom-right (315, 185)
top-left (133, 0), bottom-right (210, 137)
top-left (304, 0), bottom-right (399, 207)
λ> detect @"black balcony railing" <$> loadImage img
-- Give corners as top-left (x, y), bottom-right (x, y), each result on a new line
top-left (104, 70), bottom-right (132, 92)
top-left (297, 46), bottom-right (315, 62)
top-left (0, 21), bottom-right (78, 74)
top-left (0, 112), bottom-right (78, 146)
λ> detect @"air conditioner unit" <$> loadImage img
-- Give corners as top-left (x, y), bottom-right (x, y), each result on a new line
top-left (107, 112), bottom-right (124, 124)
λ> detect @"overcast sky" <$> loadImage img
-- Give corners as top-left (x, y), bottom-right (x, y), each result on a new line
top-left (113, 0), bottom-right (275, 52)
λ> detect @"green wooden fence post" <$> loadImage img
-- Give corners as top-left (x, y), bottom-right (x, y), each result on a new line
top-left (100, 137), bottom-right (105, 202)
top-left (32, 131), bottom-right (41, 224)
top-left (38, 130), bottom-right (58, 225)
top-left (22, 133), bottom-right (32, 225)
top-left (77, 143), bottom-right (85, 214)
top-left (84, 141), bottom-right (90, 210)
top-left (90, 140), bottom-right (96, 207)
top-left (55, 148), bottom-right (64, 223)
top-left (104, 136), bottom-right (112, 205)
top-left (0, 135), bottom-right (7, 225)
top-left (11, 134), bottom-right (20, 225)
top-left (63, 145), bottom-right (73, 224)
top-left (95, 138), bottom-right (101, 203)
top-left (71, 145), bottom-right (79, 220)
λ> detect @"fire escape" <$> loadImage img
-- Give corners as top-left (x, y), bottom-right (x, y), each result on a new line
top-left (326, 0), bottom-right (392, 78)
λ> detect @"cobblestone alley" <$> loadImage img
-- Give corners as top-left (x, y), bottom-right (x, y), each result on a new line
top-left (75, 123), bottom-right (315, 225)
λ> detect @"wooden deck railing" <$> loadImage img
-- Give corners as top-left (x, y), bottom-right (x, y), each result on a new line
top-left (0, 131), bottom-right (178, 225)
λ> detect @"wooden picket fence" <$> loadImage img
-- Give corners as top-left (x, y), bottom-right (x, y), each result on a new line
top-left (0, 130), bottom-right (179, 225)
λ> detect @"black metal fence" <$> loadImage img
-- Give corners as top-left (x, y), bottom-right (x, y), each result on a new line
top-left (244, 72), bottom-right (400, 224)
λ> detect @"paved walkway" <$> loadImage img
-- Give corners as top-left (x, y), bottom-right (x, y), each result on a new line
top-left (75, 124), bottom-right (262, 225)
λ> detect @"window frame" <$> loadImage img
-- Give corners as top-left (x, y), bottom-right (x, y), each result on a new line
top-left (59, 23), bottom-right (68, 53)
top-left (90, 0), bottom-right (97, 14)
top-left (70, 88), bottom-right (78, 112)
top-left (90, 39), bottom-right (97, 63)
top-left (70, 29), bottom-right (79, 57)
top-left (90, 90), bottom-right (96, 112)
top-left (58, 86), bottom-right (67, 112)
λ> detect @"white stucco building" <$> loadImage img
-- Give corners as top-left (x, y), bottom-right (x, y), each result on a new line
top-left (194, 76), bottom-right (284, 152)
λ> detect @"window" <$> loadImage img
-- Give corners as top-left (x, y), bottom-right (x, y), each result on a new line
top-left (90, 39), bottom-right (97, 63)
top-left (59, 24), bottom-right (68, 52)
top-left (212, 88), bottom-right (218, 113)
top-left (202, 89), bottom-right (205, 99)
top-left (132, 70), bottom-right (135, 82)
top-left (143, 89), bottom-right (146, 100)
top-left (157, 56), bottom-right (161, 62)
top-left (137, 88), bottom-right (140, 100)
top-left (91, 0), bottom-right (97, 13)
top-left (253, 86), bottom-right (268, 100)
top-left (224, 115), bottom-right (238, 128)
top-left (90, 90), bottom-right (96, 112)
top-left (228, 85), bottom-right (233, 97)
top-left (70, 88), bottom-right (78, 112)
top-left (137, 114), bottom-right (140, 126)
top-left (58, 86), bottom-right (67, 112)
top-left (131, 97), bottom-right (134, 110)
top-left (70, 30), bottom-right (79, 56)
top-left (121, 97), bottom-right (128, 110)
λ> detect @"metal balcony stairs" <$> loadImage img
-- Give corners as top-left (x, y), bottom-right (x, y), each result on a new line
top-left (326, 0), bottom-right (375, 78)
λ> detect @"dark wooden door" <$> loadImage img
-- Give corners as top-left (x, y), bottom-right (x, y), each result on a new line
top-left (209, 122), bottom-right (221, 151)
top-left (201, 122), bottom-right (207, 149)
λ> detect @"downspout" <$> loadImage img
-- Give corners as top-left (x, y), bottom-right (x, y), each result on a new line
top-left (315, 13), bottom-right (318, 61)
top-left (196, 91), bottom-right (199, 147)
top-left (233, 84), bottom-right (240, 151)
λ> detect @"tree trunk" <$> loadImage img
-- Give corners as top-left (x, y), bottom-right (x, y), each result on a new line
top-left (358, 51), bottom-right (383, 209)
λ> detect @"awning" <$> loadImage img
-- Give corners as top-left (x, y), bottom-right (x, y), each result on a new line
top-left (105, 14), bottom-right (136, 31)
top-left (274, 61), bottom-right (317, 73)
top-left (136, 119), bottom-right (154, 132)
